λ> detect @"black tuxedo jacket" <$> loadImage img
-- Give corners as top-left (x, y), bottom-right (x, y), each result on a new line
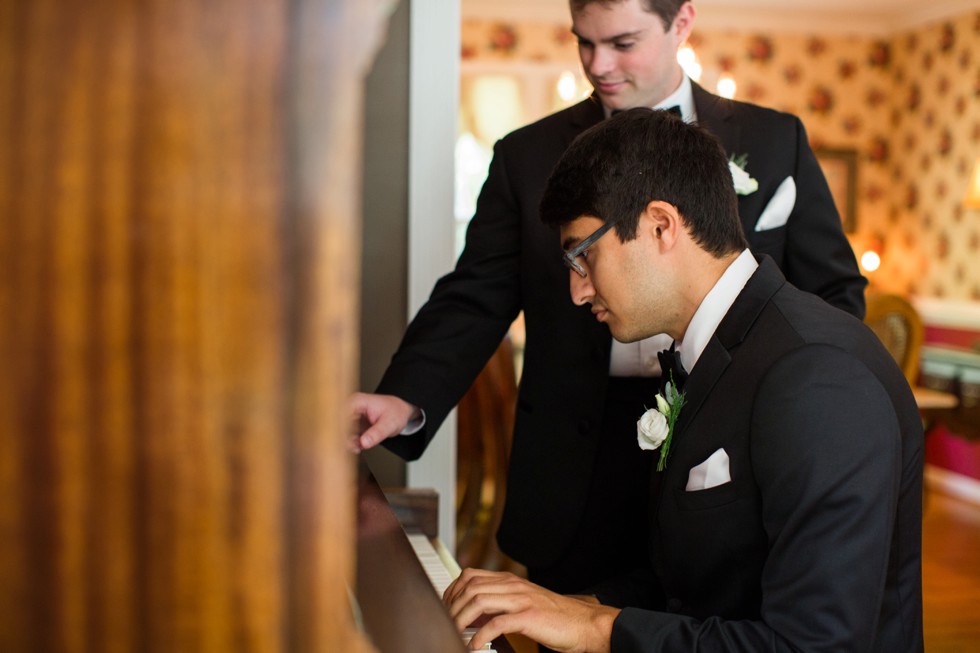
top-left (379, 84), bottom-right (867, 568)
top-left (605, 257), bottom-right (923, 652)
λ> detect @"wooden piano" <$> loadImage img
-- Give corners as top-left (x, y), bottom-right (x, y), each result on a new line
top-left (354, 462), bottom-right (517, 653)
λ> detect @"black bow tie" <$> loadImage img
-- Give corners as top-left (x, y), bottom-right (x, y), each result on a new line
top-left (657, 343), bottom-right (688, 393)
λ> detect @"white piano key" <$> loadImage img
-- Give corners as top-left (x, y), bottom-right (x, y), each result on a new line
top-left (407, 532), bottom-right (456, 595)
top-left (406, 533), bottom-right (498, 651)
top-left (462, 628), bottom-right (496, 651)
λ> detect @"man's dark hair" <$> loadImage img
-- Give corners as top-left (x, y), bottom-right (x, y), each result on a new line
top-left (539, 108), bottom-right (747, 257)
top-left (569, 0), bottom-right (687, 31)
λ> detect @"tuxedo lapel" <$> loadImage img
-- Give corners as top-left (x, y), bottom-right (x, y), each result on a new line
top-left (564, 95), bottom-right (605, 148)
top-left (714, 257), bottom-right (786, 346)
top-left (692, 82), bottom-right (741, 157)
top-left (666, 257), bottom-right (786, 448)
top-left (668, 338), bottom-right (730, 449)
top-left (692, 84), bottom-right (776, 241)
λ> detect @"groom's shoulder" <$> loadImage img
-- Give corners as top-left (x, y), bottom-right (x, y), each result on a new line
top-left (699, 87), bottom-right (802, 133)
top-left (763, 284), bottom-right (919, 419)
top-left (502, 97), bottom-right (603, 147)
top-left (768, 283), bottom-right (877, 351)
top-left (731, 100), bottom-right (802, 139)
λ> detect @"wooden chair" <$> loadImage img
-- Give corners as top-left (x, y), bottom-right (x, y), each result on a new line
top-left (864, 293), bottom-right (925, 385)
top-left (455, 336), bottom-right (524, 574)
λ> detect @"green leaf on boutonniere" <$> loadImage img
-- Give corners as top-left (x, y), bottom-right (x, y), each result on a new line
top-left (656, 370), bottom-right (687, 472)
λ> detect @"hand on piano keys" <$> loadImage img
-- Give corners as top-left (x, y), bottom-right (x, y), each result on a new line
top-left (356, 465), bottom-right (511, 652)
top-left (407, 533), bottom-right (498, 651)
top-left (442, 568), bottom-right (622, 653)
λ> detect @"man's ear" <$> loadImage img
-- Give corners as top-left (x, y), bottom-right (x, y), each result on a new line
top-left (672, 2), bottom-right (696, 42)
top-left (640, 200), bottom-right (682, 250)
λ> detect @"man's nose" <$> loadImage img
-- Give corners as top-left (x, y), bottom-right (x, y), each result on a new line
top-left (586, 46), bottom-right (614, 77)
top-left (570, 270), bottom-right (595, 306)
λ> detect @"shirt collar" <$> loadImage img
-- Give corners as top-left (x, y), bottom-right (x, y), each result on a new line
top-left (654, 73), bottom-right (696, 123)
top-left (601, 73), bottom-right (697, 122)
top-left (676, 249), bottom-right (758, 374)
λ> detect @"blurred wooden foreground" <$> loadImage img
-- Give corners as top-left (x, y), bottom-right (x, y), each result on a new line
top-left (0, 0), bottom-right (389, 650)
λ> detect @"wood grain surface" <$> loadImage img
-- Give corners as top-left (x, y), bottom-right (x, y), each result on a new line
top-left (0, 1), bottom-right (390, 650)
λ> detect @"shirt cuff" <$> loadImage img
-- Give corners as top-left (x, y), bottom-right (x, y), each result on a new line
top-left (399, 408), bottom-right (426, 436)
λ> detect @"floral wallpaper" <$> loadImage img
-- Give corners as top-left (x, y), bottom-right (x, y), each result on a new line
top-left (461, 11), bottom-right (980, 301)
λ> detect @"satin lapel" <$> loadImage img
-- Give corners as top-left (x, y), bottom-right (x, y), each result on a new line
top-left (668, 338), bottom-right (730, 451)
top-left (692, 82), bottom-right (740, 157)
top-left (667, 257), bottom-right (786, 448)
top-left (564, 95), bottom-right (605, 148)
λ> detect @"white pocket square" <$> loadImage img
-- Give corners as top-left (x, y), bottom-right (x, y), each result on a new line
top-left (686, 448), bottom-right (731, 491)
top-left (754, 175), bottom-right (796, 232)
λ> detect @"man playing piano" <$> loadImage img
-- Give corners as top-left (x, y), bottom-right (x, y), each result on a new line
top-left (443, 109), bottom-right (923, 653)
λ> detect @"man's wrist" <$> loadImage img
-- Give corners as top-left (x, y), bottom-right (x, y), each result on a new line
top-left (586, 604), bottom-right (619, 653)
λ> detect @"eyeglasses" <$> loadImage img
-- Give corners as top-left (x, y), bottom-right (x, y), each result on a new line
top-left (563, 220), bottom-right (619, 278)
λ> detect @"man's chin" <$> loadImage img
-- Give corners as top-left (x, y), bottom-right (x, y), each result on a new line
top-left (610, 325), bottom-right (661, 344)
top-left (609, 329), bottom-right (641, 344)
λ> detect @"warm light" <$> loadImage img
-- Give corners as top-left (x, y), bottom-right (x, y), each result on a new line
top-left (557, 71), bottom-right (577, 102)
top-left (677, 46), bottom-right (697, 67)
top-left (687, 61), bottom-right (703, 82)
top-left (468, 75), bottom-right (523, 143)
top-left (965, 158), bottom-right (980, 208)
top-left (716, 76), bottom-right (736, 99)
top-left (677, 45), bottom-right (702, 82)
top-left (861, 250), bottom-right (881, 272)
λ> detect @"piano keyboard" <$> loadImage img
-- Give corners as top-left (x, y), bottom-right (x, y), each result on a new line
top-left (407, 533), bottom-right (497, 652)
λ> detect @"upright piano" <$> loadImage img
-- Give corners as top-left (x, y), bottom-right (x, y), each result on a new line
top-left (354, 462), bottom-right (517, 653)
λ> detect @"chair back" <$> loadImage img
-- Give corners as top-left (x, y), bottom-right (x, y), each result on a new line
top-left (864, 293), bottom-right (924, 385)
top-left (455, 336), bottom-right (523, 573)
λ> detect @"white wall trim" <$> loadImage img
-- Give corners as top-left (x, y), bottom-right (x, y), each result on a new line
top-left (407, 0), bottom-right (461, 553)
top-left (926, 464), bottom-right (980, 507)
top-left (914, 296), bottom-right (980, 331)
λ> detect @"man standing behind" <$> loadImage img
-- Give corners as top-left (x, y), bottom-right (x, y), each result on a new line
top-left (444, 109), bottom-right (923, 653)
top-left (352, 0), bottom-right (867, 596)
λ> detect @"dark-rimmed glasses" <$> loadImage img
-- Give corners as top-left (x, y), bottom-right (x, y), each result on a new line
top-left (563, 220), bottom-right (619, 278)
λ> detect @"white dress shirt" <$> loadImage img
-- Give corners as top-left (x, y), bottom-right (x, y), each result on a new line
top-left (676, 249), bottom-right (758, 374)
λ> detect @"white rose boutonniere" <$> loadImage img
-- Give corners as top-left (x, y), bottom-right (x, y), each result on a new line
top-left (636, 372), bottom-right (688, 471)
top-left (637, 408), bottom-right (669, 451)
top-left (729, 154), bottom-right (758, 196)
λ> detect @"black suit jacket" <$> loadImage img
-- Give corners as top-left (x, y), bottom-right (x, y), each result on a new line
top-left (606, 257), bottom-right (923, 652)
top-left (379, 84), bottom-right (868, 568)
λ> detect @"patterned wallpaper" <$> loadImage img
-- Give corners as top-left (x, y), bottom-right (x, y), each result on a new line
top-left (461, 11), bottom-right (980, 301)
